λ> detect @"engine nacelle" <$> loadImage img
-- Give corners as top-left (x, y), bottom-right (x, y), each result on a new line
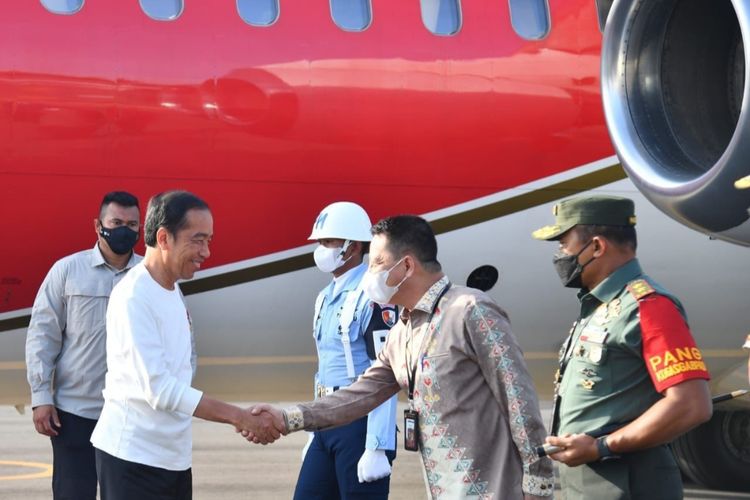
top-left (602, 0), bottom-right (750, 245)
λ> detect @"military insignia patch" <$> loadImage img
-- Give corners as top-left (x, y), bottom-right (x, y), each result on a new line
top-left (580, 379), bottom-right (595, 390)
top-left (578, 367), bottom-right (596, 378)
top-left (627, 279), bottom-right (655, 300)
top-left (381, 307), bottom-right (397, 327)
top-left (607, 298), bottom-right (621, 319)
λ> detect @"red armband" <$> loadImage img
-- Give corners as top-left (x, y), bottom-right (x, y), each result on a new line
top-left (640, 295), bottom-right (710, 393)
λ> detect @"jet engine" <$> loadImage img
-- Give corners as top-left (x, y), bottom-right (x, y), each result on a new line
top-left (602, 0), bottom-right (750, 246)
top-left (601, 0), bottom-right (750, 491)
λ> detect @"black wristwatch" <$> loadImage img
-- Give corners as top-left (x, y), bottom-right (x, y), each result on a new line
top-left (596, 435), bottom-right (619, 461)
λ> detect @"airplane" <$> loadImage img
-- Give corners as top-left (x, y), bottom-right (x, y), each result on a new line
top-left (0, 0), bottom-right (749, 491)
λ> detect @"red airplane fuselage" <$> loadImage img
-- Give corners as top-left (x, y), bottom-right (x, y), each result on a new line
top-left (0, 0), bottom-right (612, 316)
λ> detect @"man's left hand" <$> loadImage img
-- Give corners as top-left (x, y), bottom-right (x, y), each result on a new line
top-left (545, 433), bottom-right (598, 467)
top-left (357, 449), bottom-right (391, 483)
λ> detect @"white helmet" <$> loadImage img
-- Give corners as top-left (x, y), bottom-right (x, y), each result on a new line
top-left (308, 201), bottom-right (373, 242)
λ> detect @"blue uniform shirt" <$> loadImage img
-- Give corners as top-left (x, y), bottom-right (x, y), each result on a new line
top-left (314, 262), bottom-right (398, 450)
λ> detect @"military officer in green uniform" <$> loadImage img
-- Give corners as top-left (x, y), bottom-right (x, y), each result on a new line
top-left (533, 195), bottom-right (712, 499)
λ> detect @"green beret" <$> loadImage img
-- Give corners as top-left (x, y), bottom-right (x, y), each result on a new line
top-left (532, 195), bottom-right (637, 241)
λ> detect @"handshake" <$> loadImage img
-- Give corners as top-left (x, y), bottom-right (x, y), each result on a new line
top-left (234, 403), bottom-right (288, 445)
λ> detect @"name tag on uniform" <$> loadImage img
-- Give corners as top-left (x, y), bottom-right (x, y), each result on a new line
top-left (580, 328), bottom-right (608, 344)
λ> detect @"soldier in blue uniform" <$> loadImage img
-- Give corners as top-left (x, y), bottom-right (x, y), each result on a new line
top-left (533, 195), bottom-right (712, 500)
top-left (295, 201), bottom-right (398, 500)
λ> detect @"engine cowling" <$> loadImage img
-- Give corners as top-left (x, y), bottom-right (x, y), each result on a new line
top-left (602, 0), bottom-right (750, 245)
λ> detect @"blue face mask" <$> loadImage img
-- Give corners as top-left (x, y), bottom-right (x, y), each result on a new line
top-left (99, 223), bottom-right (139, 255)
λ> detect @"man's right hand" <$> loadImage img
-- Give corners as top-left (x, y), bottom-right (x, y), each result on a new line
top-left (236, 403), bottom-right (287, 444)
top-left (235, 405), bottom-right (286, 445)
top-left (32, 405), bottom-right (60, 437)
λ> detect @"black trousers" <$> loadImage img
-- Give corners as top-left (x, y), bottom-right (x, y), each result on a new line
top-left (294, 416), bottom-right (395, 500)
top-left (96, 448), bottom-right (192, 500)
top-left (49, 409), bottom-right (98, 500)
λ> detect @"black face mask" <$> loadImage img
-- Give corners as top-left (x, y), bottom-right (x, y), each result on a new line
top-left (552, 240), bottom-right (595, 288)
top-left (99, 223), bottom-right (139, 255)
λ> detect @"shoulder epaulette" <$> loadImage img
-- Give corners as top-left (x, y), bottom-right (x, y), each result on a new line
top-left (627, 279), bottom-right (655, 300)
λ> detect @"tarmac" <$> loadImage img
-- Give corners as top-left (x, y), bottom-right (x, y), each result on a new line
top-left (1, 402), bottom-right (749, 500)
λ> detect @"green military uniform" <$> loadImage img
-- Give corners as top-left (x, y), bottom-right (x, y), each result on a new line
top-left (554, 259), bottom-right (684, 499)
top-left (534, 196), bottom-right (710, 500)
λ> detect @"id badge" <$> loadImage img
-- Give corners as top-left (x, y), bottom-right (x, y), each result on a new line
top-left (404, 409), bottom-right (420, 452)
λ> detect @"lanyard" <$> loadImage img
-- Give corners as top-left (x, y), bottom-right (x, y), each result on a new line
top-left (405, 283), bottom-right (451, 406)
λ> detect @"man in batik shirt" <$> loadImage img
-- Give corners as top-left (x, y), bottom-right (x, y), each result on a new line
top-left (250, 215), bottom-right (554, 499)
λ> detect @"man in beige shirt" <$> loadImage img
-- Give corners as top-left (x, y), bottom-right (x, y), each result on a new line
top-left (26, 191), bottom-right (142, 500)
top-left (250, 215), bottom-right (553, 499)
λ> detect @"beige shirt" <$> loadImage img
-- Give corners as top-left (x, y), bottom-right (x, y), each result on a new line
top-left (25, 244), bottom-right (142, 419)
top-left (289, 276), bottom-right (554, 498)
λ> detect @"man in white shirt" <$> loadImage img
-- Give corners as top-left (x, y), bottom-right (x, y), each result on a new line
top-left (91, 190), bottom-right (283, 500)
top-left (26, 191), bottom-right (142, 500)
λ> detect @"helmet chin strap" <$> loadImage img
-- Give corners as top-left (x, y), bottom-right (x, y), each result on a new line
top-left (336, 240), bottom-right (353, 269)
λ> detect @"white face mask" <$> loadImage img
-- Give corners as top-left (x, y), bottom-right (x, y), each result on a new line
top-left (314, 241), bottom-right (350, 273)
top-left (362, 257), bottom-right (408, 305)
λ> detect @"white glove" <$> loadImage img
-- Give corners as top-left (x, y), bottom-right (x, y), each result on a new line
top-left (357, 449), bottom-right (392, 483)
top-left (301, 432), bottom-right (314, 462)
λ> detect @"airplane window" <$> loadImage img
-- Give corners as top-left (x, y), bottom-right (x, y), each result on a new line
top-left (420, 0), bottom-right (461, 36)
top-left (140, 0), bottom-right (183, 21)
top-left (330, 0), bottom-right (372, 32)
top-left (41, 0), bottom-right (84, 14)
top-left (509, 0), bottom-right (550, 40)
top-left (237, 0), bottom-right (280, 26)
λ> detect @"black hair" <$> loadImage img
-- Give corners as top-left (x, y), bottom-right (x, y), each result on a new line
top-left (371, 215), bottom-right (441, 272)
top-left (576, 224), bottom-right (638, 251)
top-left (144, 190), bottom-right (210, 247)
top-left (99, 191), bottom-right (139, 218)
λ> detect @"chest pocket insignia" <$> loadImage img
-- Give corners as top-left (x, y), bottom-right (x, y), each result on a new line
top-left (580, 379), bottom-right (595, 390)
top-left (578, 367), bottom-right (596, 378)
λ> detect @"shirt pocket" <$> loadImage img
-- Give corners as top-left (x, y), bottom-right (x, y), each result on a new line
top-left (579, 340), bottom-right (608, 366)
top-left (64, 279), bottom-right (111, 339)
top-left (421, 352), bottom-right (450, 376)
top-left (569, 342), bottom-right (611, 396)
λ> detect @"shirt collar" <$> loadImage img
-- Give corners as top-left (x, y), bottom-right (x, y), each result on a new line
top-left (411, 275), bottom-right (450, 315)
top-left (91, 242), bottom-right (140, 271)
top-left (581, 258), bottom-right (643, 304)
top-left (330, 262), bottom-right (367, 298)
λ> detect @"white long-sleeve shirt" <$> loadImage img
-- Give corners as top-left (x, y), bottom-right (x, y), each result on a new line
top-left (91, 263), bottom-right (203, 471)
